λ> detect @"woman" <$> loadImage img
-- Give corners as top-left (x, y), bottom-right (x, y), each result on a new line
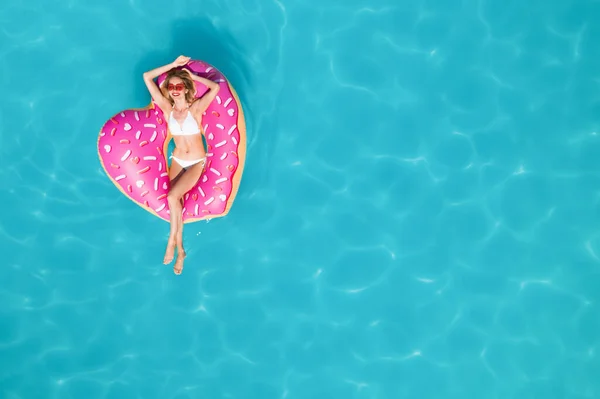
top-left (143, 55), bottom-right (220, 275)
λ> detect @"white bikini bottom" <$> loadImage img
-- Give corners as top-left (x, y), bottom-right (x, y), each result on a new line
top-left (171, 155), bottom-right (206, 168)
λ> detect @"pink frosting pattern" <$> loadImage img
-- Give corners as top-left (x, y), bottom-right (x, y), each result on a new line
top-left (97, 59), bottom-right (246, 223)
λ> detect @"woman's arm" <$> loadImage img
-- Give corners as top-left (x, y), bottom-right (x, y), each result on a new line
top-left (192, 82), bottom-right (220, 115)
top-left (142, 55), bottom-right (190, 110)
top-left (184, 69), bottom-right (221, 114)
top-left (184, 69), bottom-right (220, 91)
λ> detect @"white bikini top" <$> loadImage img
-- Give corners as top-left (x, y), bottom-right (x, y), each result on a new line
top-left (169, 110), bottom-right (201, 136)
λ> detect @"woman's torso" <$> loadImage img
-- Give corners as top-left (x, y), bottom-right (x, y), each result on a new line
top-left (168, 108), bottom-right (206, 160)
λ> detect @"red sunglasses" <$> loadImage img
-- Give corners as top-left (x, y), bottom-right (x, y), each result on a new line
top-left (167, 83), bottom-right (185, 91)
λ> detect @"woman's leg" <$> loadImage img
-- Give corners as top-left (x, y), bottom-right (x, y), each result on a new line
top-left (163, 160), bottom-right (184, 264)
top-left (167, 160), bottom-right (205, 275)
top-left (174, 211), bottom-right (186, 273)
top-left (177, 209), bottom-right (185, 253)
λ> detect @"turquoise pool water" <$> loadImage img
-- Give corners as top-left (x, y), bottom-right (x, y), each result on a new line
top-left (1, 0), bottom-right (600, 398)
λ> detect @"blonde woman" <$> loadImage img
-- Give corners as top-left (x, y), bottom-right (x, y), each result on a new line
top-left (143, 55), bottom-right (220, 274)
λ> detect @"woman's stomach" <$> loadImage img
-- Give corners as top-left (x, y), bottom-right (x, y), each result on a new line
top-left (172, 135), bottom-right (206, 159)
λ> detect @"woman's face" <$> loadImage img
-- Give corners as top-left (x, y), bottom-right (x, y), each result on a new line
top-left (167, 77), bottom-right (186, 99)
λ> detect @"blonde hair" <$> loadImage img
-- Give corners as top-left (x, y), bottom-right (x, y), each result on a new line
top-left (161, 69), bottom-right (196, 105)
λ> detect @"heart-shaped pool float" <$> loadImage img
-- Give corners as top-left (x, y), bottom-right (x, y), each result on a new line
top-left (97, 59), bottom-right (246, 223)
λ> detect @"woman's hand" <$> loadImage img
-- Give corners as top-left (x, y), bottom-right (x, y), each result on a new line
top-left (181, 67), bottom-right (195, 79)
top-left (172, 55), bottom-right (191, 67)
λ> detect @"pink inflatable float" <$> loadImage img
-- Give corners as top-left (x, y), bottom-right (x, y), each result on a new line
top-left (97, 59), bottom-right (246, 223)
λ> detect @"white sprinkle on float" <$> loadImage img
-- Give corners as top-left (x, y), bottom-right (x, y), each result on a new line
top-left (121, 149), bottom-right (132, 161)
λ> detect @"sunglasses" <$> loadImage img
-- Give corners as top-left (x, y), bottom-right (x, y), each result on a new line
top-left (167, 83), bottom-right (185, 91)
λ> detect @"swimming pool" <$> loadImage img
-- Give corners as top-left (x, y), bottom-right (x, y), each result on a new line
top-left (1, 0), bottom-right (599, 397)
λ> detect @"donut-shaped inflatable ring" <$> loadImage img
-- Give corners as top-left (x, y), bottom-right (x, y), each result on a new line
top-left (97, 59), bottom-right (246, 223)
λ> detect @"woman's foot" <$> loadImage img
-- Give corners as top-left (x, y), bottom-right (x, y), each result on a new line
top-left (173, 250), bottom-right (186, 275)
top-left (163, 239), bottom-right (176, 264)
